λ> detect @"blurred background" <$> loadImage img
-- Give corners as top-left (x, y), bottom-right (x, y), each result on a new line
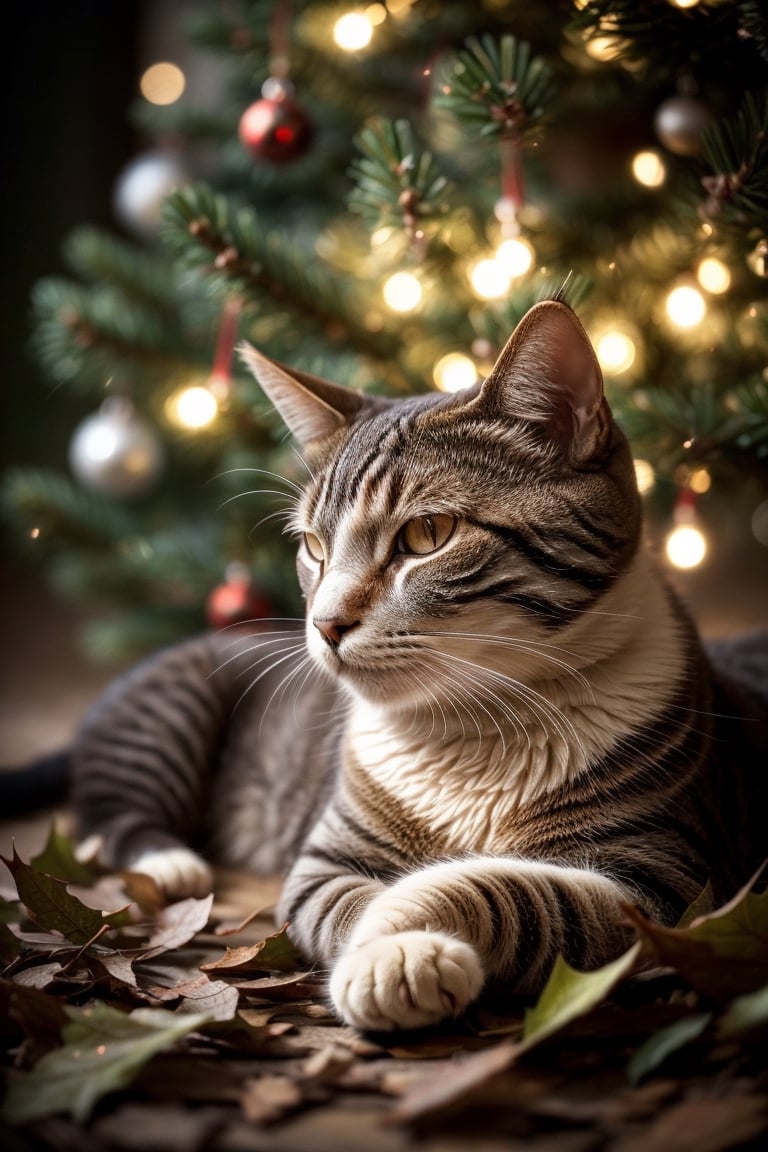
top-left (2, 0), bottom-right (767, 772)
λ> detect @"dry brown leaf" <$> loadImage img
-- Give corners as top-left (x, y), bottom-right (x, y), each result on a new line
top-left (301, 1043), bottom-right (355, 1083)
top-left (240, 1074), bottom-right (304, 1124)
top-left (611, 1093), bottom-right (768, 1152)
top-left (143, 894), bottom-right (214, 953)
top-left (386, 1040), bottom-right (521, 1126)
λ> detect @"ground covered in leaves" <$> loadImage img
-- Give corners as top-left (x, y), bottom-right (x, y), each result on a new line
top-left (1, 824), bottom-right (767, 1152)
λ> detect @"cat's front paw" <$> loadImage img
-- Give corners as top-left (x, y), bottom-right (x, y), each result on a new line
top-left (329, 930), bottom-right (483, 1031)
top-left (127, 847), bottom-right (213, 901)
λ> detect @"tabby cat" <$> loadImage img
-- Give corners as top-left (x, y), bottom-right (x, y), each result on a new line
top-left (67, 300), bottom-right (766, 1032)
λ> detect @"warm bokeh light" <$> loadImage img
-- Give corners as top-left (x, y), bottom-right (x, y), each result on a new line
top-left (631, 150), bottom-right (666, 188)
top-left (469, 258), bottom-right (510, 300)
top-left (696, 257), bottom-right (731, 295)
top-left (595, 330), bottom-right (636, 375)
top-left (434, 352), bottom-right (477, 393)
top-left (584, 36), bottom-right (622, 61)
top-left (382, 271), bottom-right (423, 312)
top-left (365, 3), bottom-right (387, 25)
top-left (140, 62), bottom-right (186, 106)
top-left (669, 0), bottom-right (700, 8)
top-left (665, 284), bottom-right (707, 328)
top-left (688, 467), bottom-right (712, 494)
top-left (495, 237), bottom-right (535, 279)
top-left (633, 459), bottom-right (656, 495)
top-left (333, 12), bottom-right (374, 51)
top-left (665, 523), bottom-right (707, 568)
top-left (166, 385), bottom-right (218, 429)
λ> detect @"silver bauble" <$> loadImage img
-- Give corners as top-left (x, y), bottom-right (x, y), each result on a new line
top-left (654, 95), bottom-right (713, 157)
top-left (113, 150), bottom-right (186, 237)
top-left (69, 398), bottom-right (164, 498)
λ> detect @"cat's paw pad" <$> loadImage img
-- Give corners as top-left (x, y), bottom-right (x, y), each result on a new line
top-left (329, 930), bottom-right (483, 1031)
top-left (127, 847), bottom-right (213, 901)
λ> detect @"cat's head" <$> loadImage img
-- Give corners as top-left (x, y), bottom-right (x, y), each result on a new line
top-left (240, 301), bottom-right (642, 707)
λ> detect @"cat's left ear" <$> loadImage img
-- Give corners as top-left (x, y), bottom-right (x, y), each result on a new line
top-left (239, 343), bottom-right (366, 446)
top-left (476, 300), bottom-right (607, 463)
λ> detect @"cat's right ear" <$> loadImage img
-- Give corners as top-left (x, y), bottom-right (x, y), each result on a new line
top-left (238, 343), bottom-right (366, 446)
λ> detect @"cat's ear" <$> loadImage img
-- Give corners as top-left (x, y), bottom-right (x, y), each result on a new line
top-left (477, 300), bottom-right (606, 461)
top-left (239, 343), bottom-right (366, 445)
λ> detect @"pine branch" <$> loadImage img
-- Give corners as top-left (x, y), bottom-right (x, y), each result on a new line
top-left (63, 227), bottom-right (178, 312)
top-left (0, 469), bottom-right (138, 553)
top-left (349, 119), bottom-right (451, 249)
top-left (700, 89), bottom-right (768, 229)
top-left (435, 33), bottom-right (554, 141)
top-left (738, 2), bottom-right (768, 66)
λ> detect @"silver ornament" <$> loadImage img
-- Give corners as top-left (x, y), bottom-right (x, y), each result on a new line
top-left (113, 150), bottom-right (186, 237)
top-left (69, 398), bottom-right (164, 498)
top-left (654, 95), bottom-right (713, 157)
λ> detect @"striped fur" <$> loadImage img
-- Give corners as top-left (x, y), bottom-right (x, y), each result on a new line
top-left (71, 302), bottom-right (767, 1031)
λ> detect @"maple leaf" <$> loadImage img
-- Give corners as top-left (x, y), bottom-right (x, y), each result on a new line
top-left (1, 1001), bottom-right (213, 1123)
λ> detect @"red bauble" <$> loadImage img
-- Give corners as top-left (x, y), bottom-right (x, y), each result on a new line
top-left (238, 78), bottom-right (313, 164)
top-left (206, 567), bottom-right (271, 630)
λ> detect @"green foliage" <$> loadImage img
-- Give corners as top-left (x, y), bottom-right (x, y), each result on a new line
top-left (435, 34), bottom-right (555, 139)
top-left (349, 118), bottom-right (451, 232)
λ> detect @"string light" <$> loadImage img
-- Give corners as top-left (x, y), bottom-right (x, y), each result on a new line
top-left (333, 11), bottom-right (374, 51)
top-left (434, 352), bottom-right (477, 393)
top-left (166, 385), bottom-right (218, 430)
top-left (688, 466), bottom-right (712, 494)
top-left (631, 150), bottom-right (666, 188)
top-left (139, 62), bottom-right (186, 106)
top-left (633, 459), bottom-right (655, 494)
top-left (595, 329), bottom-right (636, 375)
top-left (669, 0), bottom-right (700, 8)
top-left (666, 523), bottom-right (707, 568)
top-left (665, 284), bottom-right (707, 329)
top-left (382, 271), bottom-right (422, 312)
top-left (696, 257), bottom-right (731, 295)
top-left (495, 237), bottom-right (535, 279)
top-left (469, 258), bottom-right (510, 300)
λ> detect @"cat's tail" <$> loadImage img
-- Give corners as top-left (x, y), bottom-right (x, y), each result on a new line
top-left (0, 749), bottom-right (72, 818)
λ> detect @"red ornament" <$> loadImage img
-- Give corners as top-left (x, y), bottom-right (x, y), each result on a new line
top-left (238, 77), bottom-right (313, 164)
top-left (206, 564), bottom-right (272, 630)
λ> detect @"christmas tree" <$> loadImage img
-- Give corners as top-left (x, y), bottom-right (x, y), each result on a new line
top-left (3, 0), bottom-right (768, 663)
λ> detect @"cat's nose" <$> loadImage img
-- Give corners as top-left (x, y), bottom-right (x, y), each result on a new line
top-left (313, 616), bottom-right (359, 649)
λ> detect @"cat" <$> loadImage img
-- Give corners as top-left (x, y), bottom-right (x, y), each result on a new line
top-left (51, 299), bottom-right (767, 1031)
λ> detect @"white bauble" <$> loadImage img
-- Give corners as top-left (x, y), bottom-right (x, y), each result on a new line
top-left (654, 95), bottom-right (713, 157)
top-left (69, 398), bottom-right (164, 498)
top-left (113, 150), bottom-right (186, 237)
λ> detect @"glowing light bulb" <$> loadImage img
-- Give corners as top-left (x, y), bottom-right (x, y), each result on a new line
top-left (382, 271), bottom-right (422, 312)
top-left (585, 36), bottom-right (621, 61)
top-left (688, 467), bottom-right (711, 494)
top-left (139, 62), bottom-right (186, 106)
top-left (633, 459), bottom-right (655, 495)
top-left (469, 258), bottom-right (510, 300)
top-left (631, 150), bottom-right (666, 188)
top-left (166, 386), bottom-right (218, 429)
top-left (696, 257), bottom-right (731, 295)
top-left (333, 12), bottom-right (374, 51)
top-left (665, 524), bottom-right (707, 569)
top-left (595, 330), bottom-right (636, 375)
top-left (669, 0), bottom-right (700, 8)
top-left (495, 237), bottom-right (535, 279)
top-left (434, 352), bottom-right (477, 393)
top-left (665, 284), bottom-right (706, 329)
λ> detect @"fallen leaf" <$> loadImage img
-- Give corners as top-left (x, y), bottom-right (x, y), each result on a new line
top-left (166, 973), bottom-right (240, 1020)
top-left (200, 923), bottom-right (303, 975)
top-left (30, 822), bottom-right (99, 887)
top-left (611, 1093), bottom-right (768, 1152)
top-left (1, 1002), bottom-right (213, 1123)
top-left (718, 982), bottom-right (768, 1039)
top-left (2, 976), bottom-right (68, 1047)
top-left (626, 1013), bottom-right (712, 1085)
top-left (624, 879), bottom-right (768, 1002)
top-left (240, 1073), bottom-right (303, 1124)
top-left (213, 905), bottom-right (272, 937)
top-left (121, 870), bottom-right (167, 914)
top-left (143, 894), bottom-right (214, 953)
top-left (386, 1041), bottom-right (519, 1125)
top-left (301, 1043), bottom-right (355, 1083)
top-left (1, 845), bottom-right (122, 945)
top-left (521, 942), bottom-right (642, 1050)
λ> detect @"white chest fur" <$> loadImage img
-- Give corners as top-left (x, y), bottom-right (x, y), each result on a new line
top-left (345, 553), bottom-right (686, 854)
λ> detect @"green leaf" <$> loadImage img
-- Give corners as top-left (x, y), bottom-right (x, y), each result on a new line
top-left (718, 983), bottom-right (768, 1039)
top-left (1, 1002), bottom-right (212, 1123)
top-left (1, 846), bottom-right (122, 945)
top-left (624, 874), bottom-right (768, 1002)
top-left (30, 822), bottom-right (100, 887)
top-left (521, 941), bottom-right (641, 1051)
top-left (627, 1013), bottom-right (712, 1085)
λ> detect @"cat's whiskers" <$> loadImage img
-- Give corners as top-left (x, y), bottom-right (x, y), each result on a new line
top-left (210, 627), bottom-right (305, 676)
top-left (425, 628), bottom-right (592, 694)
top-left (230, 641), bottom-right (309, 715)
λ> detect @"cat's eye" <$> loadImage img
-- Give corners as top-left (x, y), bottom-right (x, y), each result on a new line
top-left (303, 532), bottom-right (326, 564)
top-left (397, 514), bottom-right (457, 556)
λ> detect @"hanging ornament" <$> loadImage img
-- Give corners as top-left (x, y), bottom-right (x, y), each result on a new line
top-left (69, 397), bottom-right (164, 499)
top-left (113, 149), bottom-right (187, 237)
top-left (207, 296), bottom-right (242, 406)
top-left (747, 238), bottom-right (768, 279)
top-left (654, 94), bottom-right (713, 157)
top-left (238, 1), bottom-right (312, 165)
top-left (206, 562), bottom-right (272, 630)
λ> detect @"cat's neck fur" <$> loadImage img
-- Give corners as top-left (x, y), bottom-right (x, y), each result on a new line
top-left (344, 548), bottom-right (688, 850)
